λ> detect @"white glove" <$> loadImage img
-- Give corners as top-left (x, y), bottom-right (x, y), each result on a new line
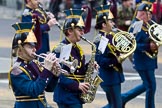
top-left (44, 53), bottom-right (56, 71)
top-left (47, 17), bottom-right (58, 27)
top-left (46, 12), bottom-right (54, 19)
top-left (125, 20), bottom-right (131, 26)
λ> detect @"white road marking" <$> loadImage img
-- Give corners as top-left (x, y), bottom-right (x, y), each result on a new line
top-left (0, 79), bottom-right (8, 83)
top-left (96, 91), bottom-right (145, 99)
top-left (124, 72), bottom-right (162, 80)
top-left (125, 77), bottom-right (141, 80)
top-left (136, 96), bottom-right (145, 99)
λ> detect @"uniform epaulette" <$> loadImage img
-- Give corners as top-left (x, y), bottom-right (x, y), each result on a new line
top-left (52, 43), bottom-right (66, 53)
top-left (22, 9), bottom-right (31, 16)
top-left (93, 34), bottom-right (101, 44)
top-left (10, 62), bottom-right (23, 75)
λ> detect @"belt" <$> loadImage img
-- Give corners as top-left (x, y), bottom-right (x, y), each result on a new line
top-left (15, 94), bottom-right (46, 106)
top-left (66, 74), bottom-right (85, 81)
top-left (16, 94), bottom-right (45, 102)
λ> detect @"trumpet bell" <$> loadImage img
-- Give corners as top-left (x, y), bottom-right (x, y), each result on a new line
top-left (61, 59), bottom-right (78, 73)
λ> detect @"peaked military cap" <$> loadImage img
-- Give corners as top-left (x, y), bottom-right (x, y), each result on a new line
top-left (12, 22), bottom-right (37, 50)
top-left (137, 1), bottom-right (152, 11)
top-left (94, 2), bottom-right (114, 24)
top-left (63, 8), bottom-right (85, 31)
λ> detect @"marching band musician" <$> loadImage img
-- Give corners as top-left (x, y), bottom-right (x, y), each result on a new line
top-left (8, 22), bottom-right (64, 108)
top-left (93, 4), bottom-right (125, 108)
top-left (52, 8), bottom-right (98, 108)
top-left (22, 0), bottom-right (57, 55)
top-left (121, 2), bottom-right (158, 108)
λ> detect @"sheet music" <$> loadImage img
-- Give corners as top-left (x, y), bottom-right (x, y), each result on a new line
top-left (59, 44), bottom-right (72, 61)
top-left (132, 20), bottom-right (143, 34)
top-left (98, 36), bottom-right (109, 54)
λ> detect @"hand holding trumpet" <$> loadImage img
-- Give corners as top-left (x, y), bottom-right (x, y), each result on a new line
top-left (51, 60), bottom-right (69, 77)
top-left (43, 53), bottom-right (57, 71)
top-left (33, 53), bottom-right (69, 76)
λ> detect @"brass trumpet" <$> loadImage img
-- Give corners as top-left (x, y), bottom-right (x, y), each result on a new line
top-left (33, 53), bottom-right (78, 73)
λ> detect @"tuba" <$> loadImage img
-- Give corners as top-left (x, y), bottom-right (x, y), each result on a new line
top-left (109, 27), bottom-right (137, 72)
top-left (80, 36), bottom-right (103, 103)
top-left (144, 20), bottom-right (162, 58)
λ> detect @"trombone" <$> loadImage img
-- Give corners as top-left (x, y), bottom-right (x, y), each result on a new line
top-left (33, 53), bottom-right (78, 74)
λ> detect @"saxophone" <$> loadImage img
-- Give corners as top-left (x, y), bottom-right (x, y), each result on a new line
top-left (80, 36), bottom-right (103, 103)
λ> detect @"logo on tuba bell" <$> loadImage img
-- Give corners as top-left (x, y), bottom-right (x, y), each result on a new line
top-left (113, 31), bottom-right (135, 53)
top-left (111, 28), bottom-right (136, 62)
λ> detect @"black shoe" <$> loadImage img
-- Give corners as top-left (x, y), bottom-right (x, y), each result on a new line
top-left (122, 102), bottom-right (126, 108)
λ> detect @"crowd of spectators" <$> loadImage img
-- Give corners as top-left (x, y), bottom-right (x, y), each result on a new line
top-left (16, 0), bottom-right (162, 25)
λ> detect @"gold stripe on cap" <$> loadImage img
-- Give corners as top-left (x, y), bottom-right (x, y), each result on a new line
top-left (97, 10), bottom-right (109, 14)
top-left (16, 29), bottom-right (31, 34)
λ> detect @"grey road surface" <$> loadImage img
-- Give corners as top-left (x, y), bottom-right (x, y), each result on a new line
top-left (0, 18), bottom-right (162, 108)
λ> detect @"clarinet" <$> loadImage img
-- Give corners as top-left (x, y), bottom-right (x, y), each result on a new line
top-left (38, 2), bottom-right (62, 30)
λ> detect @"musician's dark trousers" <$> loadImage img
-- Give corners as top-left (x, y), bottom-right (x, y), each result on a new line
top-left (102, 84), bottom-right (122, 108)
top-left (122, 69), bottom-right (156, 108)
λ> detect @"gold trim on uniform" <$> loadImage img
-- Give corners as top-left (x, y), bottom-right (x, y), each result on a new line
top-left (16, 94), bottom-right (45, 102)
top-left (33, 60), bottom-right (44, 72)
top-left (66, 74), bottom-right (85, 81)
top-left (66, 15), bottom-right (81, 19)
top-left (35, 8), bottom-right (47, 24)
